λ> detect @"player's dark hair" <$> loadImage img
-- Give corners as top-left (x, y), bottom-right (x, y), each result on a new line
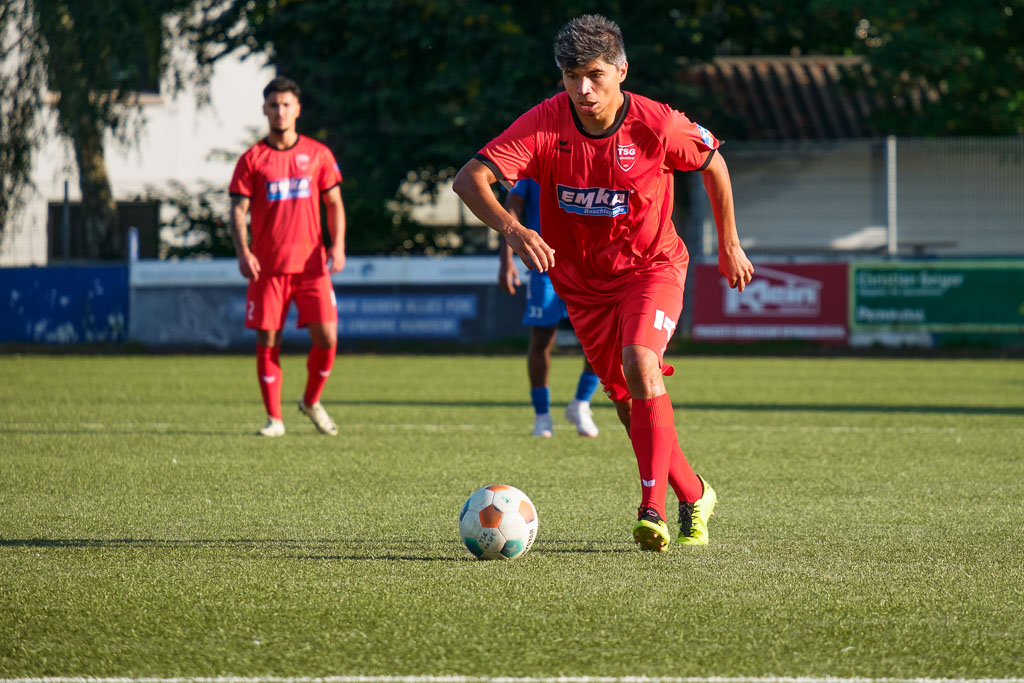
top-left (554, 14), bottom-right (627, 70)
top-left (263, 76), bottom-right (301, 101)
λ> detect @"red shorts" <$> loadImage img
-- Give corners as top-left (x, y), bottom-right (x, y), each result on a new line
top-left (566, 271), bottom-right (684, 402)
top-left (244, 272), bottom-right (338, 330)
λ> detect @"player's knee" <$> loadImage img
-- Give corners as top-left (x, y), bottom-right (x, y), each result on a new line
top-left (257, 329), bottom-right (281, 348)
top-left (622, 345), bottom-right (665, 398)
top-left (309, 324), bottom-right (337, 349)
top-left (528, 326), bottom-right (556, 354)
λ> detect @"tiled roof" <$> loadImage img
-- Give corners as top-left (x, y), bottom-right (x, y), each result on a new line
top-left (683, 56), bottom-right (881, 139)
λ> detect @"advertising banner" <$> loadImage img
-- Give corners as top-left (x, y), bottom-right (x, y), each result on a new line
top-left (691, 263), bottom-right (848, 342)
top-left (1, 265), bottom-right (128, 343)
top-left (850, 261), bottom-right (1024, 333)
top-left (128, 257), bottom-right (526, 348)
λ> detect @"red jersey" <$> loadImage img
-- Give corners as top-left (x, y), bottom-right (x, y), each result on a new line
top-left (477, 91), bottom-right (718, 305)
top-left (229, 135), bottom-right (342, 275)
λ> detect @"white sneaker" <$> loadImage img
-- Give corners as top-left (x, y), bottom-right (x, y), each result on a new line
top-left (531, 412), bottom-right (554, 438)
top-left (258, 417), bottom-right (285, 437)
top-left (565, 399), bottom-right (599, 437)
top-left (298, 399), bottom-right (338, 436)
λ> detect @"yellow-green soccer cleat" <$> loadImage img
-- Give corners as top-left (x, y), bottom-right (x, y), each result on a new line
top-left (678, 475), bottom-right (717, 546)
top-left (632, 507), bottom-right (671, 552)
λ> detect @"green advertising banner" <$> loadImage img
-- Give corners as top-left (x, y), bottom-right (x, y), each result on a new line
top-left (851, 261), bottom-right (1024, 333)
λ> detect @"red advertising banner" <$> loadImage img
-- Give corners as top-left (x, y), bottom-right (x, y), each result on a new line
top-left (691, 263), bottom-right (849, 343)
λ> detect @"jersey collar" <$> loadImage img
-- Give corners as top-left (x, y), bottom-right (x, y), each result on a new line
top-left (261, 134), bottom-right (302, 152)
top-left (569, 92), bottom-right (631, 140)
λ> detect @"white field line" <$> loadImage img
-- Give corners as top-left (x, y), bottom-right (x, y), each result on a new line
top-left (9, 422), bottom-right (1024, 434)
top-left (5, 677), bottom-right (1024, 683)
top-left (10, 423), bottom-right (503, 432)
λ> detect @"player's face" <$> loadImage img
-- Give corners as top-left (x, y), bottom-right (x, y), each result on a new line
top-left (562, 58), bottom-right (628, 125)
top-left (262, 91), bottom-right (301, 134)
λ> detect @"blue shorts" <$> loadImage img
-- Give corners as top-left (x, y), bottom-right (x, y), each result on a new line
top-left (522, 271), bottom-right (567, 328)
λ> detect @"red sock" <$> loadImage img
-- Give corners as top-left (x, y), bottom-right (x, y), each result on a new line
top-left (303, 345), bottom-right (336, 406)
top-left (629, 394), bottom-right (678, 520)
top-left (668, 442), bottom-right (704, 503)
top-left (256, 344), bottom-right (283, 419)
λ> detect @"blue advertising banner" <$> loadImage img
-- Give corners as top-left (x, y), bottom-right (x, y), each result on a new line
top-left (0, 266), bottom-right (128, 343)
top-left (230, 292), bottom-right (481, 342)
top-left (126, 257), bottom-right (526, 348)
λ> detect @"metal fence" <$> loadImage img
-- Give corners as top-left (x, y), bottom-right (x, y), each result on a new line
top-left (691, 136), bottom-right (1024, 259)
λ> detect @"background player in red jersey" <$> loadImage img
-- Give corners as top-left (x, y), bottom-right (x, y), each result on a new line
top-left (454, 15), bottom-right (754, 551)
top-left (229, 77), bottom-right (346, 437)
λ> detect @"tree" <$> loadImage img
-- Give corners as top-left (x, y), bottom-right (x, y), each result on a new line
top-left (152, 181), bottom-right (235, 260)
top-left (8, 1), bottom-right (1016, 259)
top-left (813, 0), bottom-right (1024, 135)
top-left (189, 0), bottom-right (725, 254)
top-left (0, 1), bottom-right (45, 253)
top-left (0, 0), bottom-right (202, 258)
top-left (203, 0), bottom-right (1023, 253)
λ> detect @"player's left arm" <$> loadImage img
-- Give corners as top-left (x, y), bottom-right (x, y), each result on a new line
top-left (700, 151), bottom-right (754, 292)
top-left (323, 185), bottom-right (346, 274)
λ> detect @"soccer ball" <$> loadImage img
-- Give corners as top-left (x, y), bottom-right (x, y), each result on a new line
top-left (459, 484), bottom-right (538, 560)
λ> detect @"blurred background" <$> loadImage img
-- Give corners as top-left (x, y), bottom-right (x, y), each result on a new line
top-left (1, 0), bottom-right (1022, 350)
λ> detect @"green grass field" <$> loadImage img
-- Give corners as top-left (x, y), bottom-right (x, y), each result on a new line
top-left (2, 353), bottom-right (1023, 679)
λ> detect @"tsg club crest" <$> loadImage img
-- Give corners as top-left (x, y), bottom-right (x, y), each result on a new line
top-left (616, 143), bottom-right (637, 172)
top-left (295, 153), bottom-right (311, 171)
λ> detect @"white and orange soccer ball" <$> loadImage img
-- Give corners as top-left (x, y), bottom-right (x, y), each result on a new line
top-left (459, 484), bottom-right (538, 560)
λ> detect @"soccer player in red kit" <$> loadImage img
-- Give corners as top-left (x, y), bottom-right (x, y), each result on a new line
top-left (230, 77), bottom-right (346, 437)
top-left (453, 15), bottom-right (754, 550)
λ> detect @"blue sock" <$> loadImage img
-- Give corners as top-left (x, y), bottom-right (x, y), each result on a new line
top-left (575, 371), bottom-right (600, 402)
top-left (530, 386), bottom-right (551, 415)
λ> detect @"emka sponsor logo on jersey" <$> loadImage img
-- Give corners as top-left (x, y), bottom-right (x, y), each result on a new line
top-left (616, 142), bottom-right (637, 171)
top-left (266, 177), bottom-right (311, 202)
top-left (723, 266), bottom-right (822, 317)
top-left (556, 184), bottom-right (630, 217)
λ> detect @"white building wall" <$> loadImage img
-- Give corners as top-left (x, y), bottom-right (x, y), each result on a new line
top-left (1, 51), bottom-right (273, 266)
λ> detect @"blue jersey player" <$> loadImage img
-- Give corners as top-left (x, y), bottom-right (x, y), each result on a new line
top-left (498, 178), bottom-right (601, 438)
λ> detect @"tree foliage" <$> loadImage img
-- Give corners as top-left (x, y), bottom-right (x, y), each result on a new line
top-left (152, 181), bottom-right (235, 260)
top-left (4, 1), bottom-right (1020, 259)
top-left (189, 1), bottom-right (729, 254)
top-left (813, 0), bottom-right (1024, 135)
top-left (190, 0), bottom-right (1023, 255)
top-left (0, 0), bottom-right (203, 258)
top-left (0, 1), bottom-right (45, 252)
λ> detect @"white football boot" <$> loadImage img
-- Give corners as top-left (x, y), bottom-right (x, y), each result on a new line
top-left (258, 417), bottom-right (285, 437)
top-left (298, 399), bottom-right (338, 436)
top-left (565, 399), bottom-right (599, 438)
top-left (531, 412), bottom-right (554, 438)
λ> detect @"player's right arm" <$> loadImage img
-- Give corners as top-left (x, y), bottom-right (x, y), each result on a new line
top-left (701, 152), bottom-right (753, 292)
top-left (230, 195), bottom-right (261, 281)
top-left (453, 159), bottom-right (554, 273)
top-left (662, 106), bottom-right (753, 291)
top-left (497, 192), bottom-right (526, 294)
